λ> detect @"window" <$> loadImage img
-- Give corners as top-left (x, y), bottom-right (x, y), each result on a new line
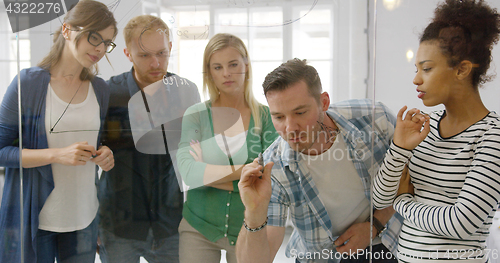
top-left (164, 0), bottom-right (346, 104)
top-left (0, 14), bottom-right (30, 98)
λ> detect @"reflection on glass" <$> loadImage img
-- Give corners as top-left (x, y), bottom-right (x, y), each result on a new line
top-left (293, 8), bottom-right (331, 60)
top-left (0, 1), bottom-right (117, 262)
top-left (406, 49), bottom-right (414, 62)
top-left (383, 0), bottom-right (402, 11)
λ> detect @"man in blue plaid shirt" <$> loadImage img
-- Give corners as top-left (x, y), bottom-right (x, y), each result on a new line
top-left (236, 59), bottom-right (403, 263)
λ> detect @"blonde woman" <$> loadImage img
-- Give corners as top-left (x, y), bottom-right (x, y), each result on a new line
top-left (0, 0), bottom-right (117, 262)
top-left (176, 33), bottom-right (278, 262)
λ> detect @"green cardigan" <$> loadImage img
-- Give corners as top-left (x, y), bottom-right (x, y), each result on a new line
top-left (177, 101), bottom-right (278, 245)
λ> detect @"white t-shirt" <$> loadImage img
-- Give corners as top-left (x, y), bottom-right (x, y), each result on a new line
top-left (215, 131), bottom-right (247, 157)
top-left (300, 134), bottom-right (381, 244)
top-left (39, 83), bottom-right (100, 232)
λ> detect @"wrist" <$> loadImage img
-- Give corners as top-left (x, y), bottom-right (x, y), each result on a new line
top-left (244, 210), bottom-right (268, 229)
top-left (367, 216), bottom-right (387, 238)
top-left (244, 217), bottom-right (268, 232)
top-left (369, 224), bottom-right (378, 240)
top-left (48, 148), bottom-right (58, 164)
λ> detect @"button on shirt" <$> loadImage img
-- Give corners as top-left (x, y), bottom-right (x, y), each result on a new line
top-left (265, 99), bottom-right (404, 263)
top-left (177, 102), bottom-right (278, 245)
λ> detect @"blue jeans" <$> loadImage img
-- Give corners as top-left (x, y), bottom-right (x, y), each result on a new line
top-left (98, 228), bottom-right (179, 263)
top-left (36, 217), bottom-right (98, 263)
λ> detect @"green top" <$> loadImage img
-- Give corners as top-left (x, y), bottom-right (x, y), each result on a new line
top-left (177, 101), bottom-right (278, 245)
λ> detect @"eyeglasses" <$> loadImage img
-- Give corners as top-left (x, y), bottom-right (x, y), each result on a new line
top-left (88, 31), bottom-right (116, 53)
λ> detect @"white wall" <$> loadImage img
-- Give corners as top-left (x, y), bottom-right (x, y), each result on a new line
top-left (373, 0), bottom-right (500, 114)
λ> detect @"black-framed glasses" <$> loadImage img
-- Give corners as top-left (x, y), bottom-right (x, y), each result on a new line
top-left (88, 31), bottom-right (116, 53)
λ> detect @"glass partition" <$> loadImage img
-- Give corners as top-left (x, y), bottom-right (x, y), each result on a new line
top-left (373, 1), bottom-right (500, 263)
top-left (2, 0), bottom-right (499, 262)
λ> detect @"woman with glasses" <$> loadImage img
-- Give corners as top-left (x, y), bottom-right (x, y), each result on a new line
top-left (0, 0), bottom-right (117, 262)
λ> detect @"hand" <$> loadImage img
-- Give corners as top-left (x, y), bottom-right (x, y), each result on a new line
top-left (397, 165), bottom-right (414, 196)
top-left (238, 158), bottom-right (274, 227)
top-left (92, 145), bottom-right (114, 171)
top-left (55, 141), bottom-right (96, 166)
top-left (189, 140), bottom-right (203, 162)
top-left (334, 222), bottom-right (374, 255)
top-left (393, 106), bottom-right (430, 150)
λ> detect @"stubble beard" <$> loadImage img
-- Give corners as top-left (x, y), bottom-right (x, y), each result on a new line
top-left (292, 112), bottom-right (325, 154)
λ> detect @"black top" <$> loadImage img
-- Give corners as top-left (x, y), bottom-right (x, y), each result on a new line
top-left (98, 68), bottom-right (200, 242)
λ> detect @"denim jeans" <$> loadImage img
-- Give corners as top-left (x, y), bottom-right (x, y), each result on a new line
top-left (98, 228), bottom-right (179, 263)
top-left (36, 217), bottom-right (98, 263)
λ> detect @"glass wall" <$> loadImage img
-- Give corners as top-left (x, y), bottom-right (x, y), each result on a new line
top-left (1, 0), bottom-right (499, 262)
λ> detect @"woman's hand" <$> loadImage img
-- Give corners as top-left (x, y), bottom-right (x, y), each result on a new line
top-left (393, 106), bottom-right (431, 150)
top-left (189, 140), bottom-right (203, 162)
top-left (54, 141), bottom-right (96, 166)
top-left (91, 145), bottom-right (114, 171)
top-left (397, 165), bottom-right (414, 196)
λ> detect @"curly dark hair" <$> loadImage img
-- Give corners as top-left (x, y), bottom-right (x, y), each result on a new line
top-left (420, 0), bottom-right (500, 88)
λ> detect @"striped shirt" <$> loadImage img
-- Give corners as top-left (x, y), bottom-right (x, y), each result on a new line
top-left (373, 110), bottom-right (500, 262)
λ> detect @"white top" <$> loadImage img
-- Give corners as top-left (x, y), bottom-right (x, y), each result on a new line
top-left (215, 131), bottom-right (247, 157)
top-left (374, 111), bottom-right (500, 262)
top-left (300, 134), bottom-right (380, 244)
top-left (39, 83), bottom-right (100, 232)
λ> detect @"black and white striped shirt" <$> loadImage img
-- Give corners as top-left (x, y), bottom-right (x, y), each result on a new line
top-left (373, 110), bottom-right (500, 262)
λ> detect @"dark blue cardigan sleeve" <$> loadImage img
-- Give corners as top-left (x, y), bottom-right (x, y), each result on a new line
top-left (0, 74), bottom-right (21, 167)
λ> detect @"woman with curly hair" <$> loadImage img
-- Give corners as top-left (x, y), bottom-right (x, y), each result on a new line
top-left (373, 0), bottom-right (500, 261)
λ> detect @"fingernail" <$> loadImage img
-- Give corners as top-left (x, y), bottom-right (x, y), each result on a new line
top-left (196, 140), bottom-right (199, 143)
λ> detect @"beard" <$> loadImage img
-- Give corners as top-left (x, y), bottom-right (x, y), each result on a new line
top-left (286, 111), bottom-right (325, 154)
top-left (134, 65), bottom-right (168, 86)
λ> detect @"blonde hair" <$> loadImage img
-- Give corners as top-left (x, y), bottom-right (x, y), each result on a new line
top-left (38, 0), bottom-right (117, 81)
top-left (203, 33), bottom-right (264, 132)
top-left (123, 15), bottom-right (170, 48)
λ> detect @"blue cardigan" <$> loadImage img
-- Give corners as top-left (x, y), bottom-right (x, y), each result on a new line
top-left (0, 67), bottom-right (109, 262)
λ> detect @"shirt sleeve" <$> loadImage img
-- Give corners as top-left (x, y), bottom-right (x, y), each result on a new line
top-left (267, 175), bottom-right (290, 227)
top-left (372, 142), bottom-right (412, 209)
top-left (394, 128), bottom-right (500, 239)
top-left (0, 74), bottom-right (21, 167)
top-left (176, 104), bottom-right (208, 188)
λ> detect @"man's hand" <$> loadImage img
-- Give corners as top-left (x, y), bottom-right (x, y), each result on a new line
top-left (238, 158), bottom-right (274, 227)
top-left (334, 222), bottom-right (375, 255)
top-left (393, 106), bottom-right (430, 150)
top-left (334, 206), bottom-right (395, 255)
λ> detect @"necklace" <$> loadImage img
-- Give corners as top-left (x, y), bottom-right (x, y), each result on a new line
top-left (48, 74), bottom-right (87, 134)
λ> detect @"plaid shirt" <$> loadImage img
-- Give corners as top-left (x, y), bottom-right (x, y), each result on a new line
top-left (264, 99), bottom-right (404, 263)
